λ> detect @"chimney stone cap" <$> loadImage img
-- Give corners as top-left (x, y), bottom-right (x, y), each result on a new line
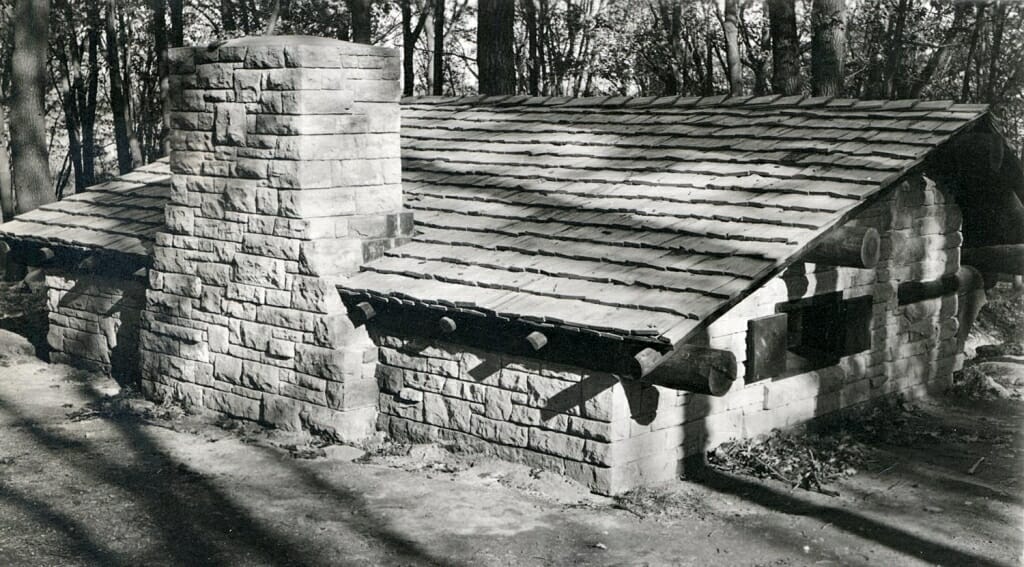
top-left (193, 35), bottom-right (396, 58)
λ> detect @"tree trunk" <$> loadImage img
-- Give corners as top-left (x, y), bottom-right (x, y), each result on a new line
top-left (985, 1), bottom-right (1006, 104)
top-left (153, 0), bottom-right (170, 156)
top-left (723, 0), bottom-right (742, 95)
top-left (82, 1), bottom-right (99, 187)
top-left (0, 81), bottom-right (13, 222)
top-left (401, 0), bottom-right (413, 96)
top-left (106, 0), bottom-right (135, 174)
top-left (524, 0), bottom-right (539, 96)
top-left (909, 3), bottom-right (969, 98)
top-left (810, 0), bottom-right (846, 96)
top-left (961, 3), bottom-right (986, 102)
top-left (704, 21), bottom-right (715, 95)
top-left (169, 0), bottom-right (184, 46)
top-left (656, 0), bottom-right (685, 95)
top-left (883, 0), bottom-right (909, 99)
top-left (348, 0), bottom-right (372, 44)
top-left (119, 8), bottom-right (144, 167)
top-left (10, 0), bottom-right (54, 214)
top-left (768, 0), bottom-right (800, 95)
top-left (477, 0), bottom-right (516, 95)
top-left (432, 0), bottom-right (444, 95)
top-left (537, 0), bottom-right (549, 95)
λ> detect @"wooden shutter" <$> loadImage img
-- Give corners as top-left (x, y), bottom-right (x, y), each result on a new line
top-left (746, 312), bottom-right (788, 381)
top-left (842, 295), bottom-right (874, 355)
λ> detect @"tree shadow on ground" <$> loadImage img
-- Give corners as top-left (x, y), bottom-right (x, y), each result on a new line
top-left (688, 442), bottom-right (1013, 567)
top-left (0, 378), bottom-right (449, 566)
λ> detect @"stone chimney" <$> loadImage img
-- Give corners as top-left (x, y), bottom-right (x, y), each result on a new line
top-left (140, 36), bottom-right (409, 441)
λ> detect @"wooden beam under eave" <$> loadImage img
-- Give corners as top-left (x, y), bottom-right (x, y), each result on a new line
top-left (804, 226), bottom-right (881, 269)
top-left (631, 345), bottom-right (737, 396)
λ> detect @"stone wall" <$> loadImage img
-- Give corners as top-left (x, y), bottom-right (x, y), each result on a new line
top-left (140, 36), bottom-right (407, 442)
top-left (377, 171), bottom-right (964, 494)
top-left (45, 272), bottom-right (145, 382)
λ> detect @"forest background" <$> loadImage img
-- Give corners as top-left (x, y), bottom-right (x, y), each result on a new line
top-left (0, 0), bottom-right (1021, 219)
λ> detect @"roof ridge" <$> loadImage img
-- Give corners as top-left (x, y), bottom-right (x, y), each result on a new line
top-left (400, 94), bottom-right (986, 114)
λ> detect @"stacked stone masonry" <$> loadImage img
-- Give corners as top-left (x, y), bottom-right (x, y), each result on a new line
top-left (377, 171), bottom-right (964, 494)
top-left (141, 36), bottom-right (409, 441)
top-left (45, 272), bottom-right (146, 382)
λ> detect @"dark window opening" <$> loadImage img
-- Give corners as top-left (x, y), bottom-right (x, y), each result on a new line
top-left (747, 293), bottom-right (873, 381)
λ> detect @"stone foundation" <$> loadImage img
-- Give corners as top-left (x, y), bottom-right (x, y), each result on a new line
top-left (140, 36), bottom-right (406, 442)
top-left (377, 171), bottom-right (965, 494)
top-left (45, 272), bottom-right (145, 382)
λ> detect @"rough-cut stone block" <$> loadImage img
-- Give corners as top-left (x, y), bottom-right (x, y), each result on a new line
top-left (214, 103), bottom-right (247, 146)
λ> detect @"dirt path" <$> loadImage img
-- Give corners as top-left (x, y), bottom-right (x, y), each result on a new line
top-left (0, 329), bottom-right (1020, 566)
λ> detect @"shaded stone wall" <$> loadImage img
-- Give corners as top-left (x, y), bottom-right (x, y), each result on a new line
top-left (140, 36), bottom-right (407, 442)
top-left (697, 172), bottom-right (962, 448)
top-left (377, 172), bottom-right (964, 494)
top-left (45, 272), bottom-right (145, 382)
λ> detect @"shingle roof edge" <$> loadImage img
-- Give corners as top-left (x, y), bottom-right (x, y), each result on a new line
top-left (401, 94), bottom-right (988, 114)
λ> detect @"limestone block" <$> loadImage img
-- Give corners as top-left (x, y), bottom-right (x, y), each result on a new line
top-left (527, 428), bottom-right (587, 460)
top-left (294, 344), bottom-right (360, 381)
top-left (255, 305), bottom-right (315, 331)
top-left (213, 353), bottom-right (244, 384)
top-left (243, 45), bottom-right (285, 68)
top-left (253, 114), bottom-right (368, 136)
top-left (267, 338), bottom-right (295, 359)
top-left (298, 238), bottom-right (363, 277)
top-left (205, 388), bottom-right (260, 420)
top-left (214, 103), bottom-right (247, 146)
top-left (233, 254), bottom-right (287, 288)
top-left (241, 360), bottom-right (281, 392)
top-left (278, 188), bottom-right (357, 219)
top-left (242, 234), bottom-right (300, 261)
top-left (260, 394), bottom-right (302, 430)
top-left (268, 160), bottom-right (334, 190)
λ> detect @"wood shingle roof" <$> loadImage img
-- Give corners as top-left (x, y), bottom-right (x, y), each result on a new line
top-left (340, 96), bottom-right (990, 347)
top-left (0, 160), bottom-right (170, 262)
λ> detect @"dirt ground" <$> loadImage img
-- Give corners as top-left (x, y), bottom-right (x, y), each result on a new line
top-left (0, 325), bottom-right (1021, 567)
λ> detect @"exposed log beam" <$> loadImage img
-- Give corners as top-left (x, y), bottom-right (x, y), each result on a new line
top-left (962, 245), bottom-right (1024, 275)
top-left (897, 272), bottom-right (960, 305)
top-left (438, 316), bottom-right (457, 333)
top-left (631, 345), bottom-right (737, 396)
top-left (354, 301), bottom-right (376, 322)
top-left (804, 226), bottom-right (880, 269)
top-left (526, 331), bottom-right (547, 351)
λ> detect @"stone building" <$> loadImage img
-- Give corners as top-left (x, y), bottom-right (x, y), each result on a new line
top-left (2, 36), bottom-right (1022, 494)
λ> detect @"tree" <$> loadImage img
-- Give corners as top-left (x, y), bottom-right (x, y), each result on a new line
top-left (810, 0), bottom-right (846, 96)
top-left (478, 0), bottom-right (516, 95)
top-left (153, 0), bottom-right (170, 155)
top-left (722, 0), bottom-right (742, 95)
top-left (10, 0), bottom-right (54, 214)
top-left (961, 3), bottom-right (986, 102)
top-left (523, 0), bottom-right (540, 95)
top-left (882, 0), bottom-right (909, 99)
top-left (767, 0), bottom-right (800, 95)
top-left (52, 0), bottom-right (101, 193)
top-left (909, 3), bottom-right (970, 99)
top-left (106, 0), bottom-right (142, 173)
top-left (985, 1), bottom-right (1007, 104)
top-left (0, 80), bottom-right (13, 222)
top-left (432, 0), bottom-right (444, 95)
top-left (400, 0), bottom-right (429, 96)
top-left (170, 0), bottom-right (184, 47)
top-left (348, 0), bottom-right (372, 44)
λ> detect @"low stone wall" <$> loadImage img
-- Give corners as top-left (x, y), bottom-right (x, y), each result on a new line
top-left (45, 271), bottom-right (145, 382)
top-left (377, 171), bottom-right (965, 494)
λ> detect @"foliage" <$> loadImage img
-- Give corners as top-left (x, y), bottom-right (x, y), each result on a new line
top-left (976, 282), bottom-right (1024, 345)
top-left (0, 0), bottom-right (1022, 203)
